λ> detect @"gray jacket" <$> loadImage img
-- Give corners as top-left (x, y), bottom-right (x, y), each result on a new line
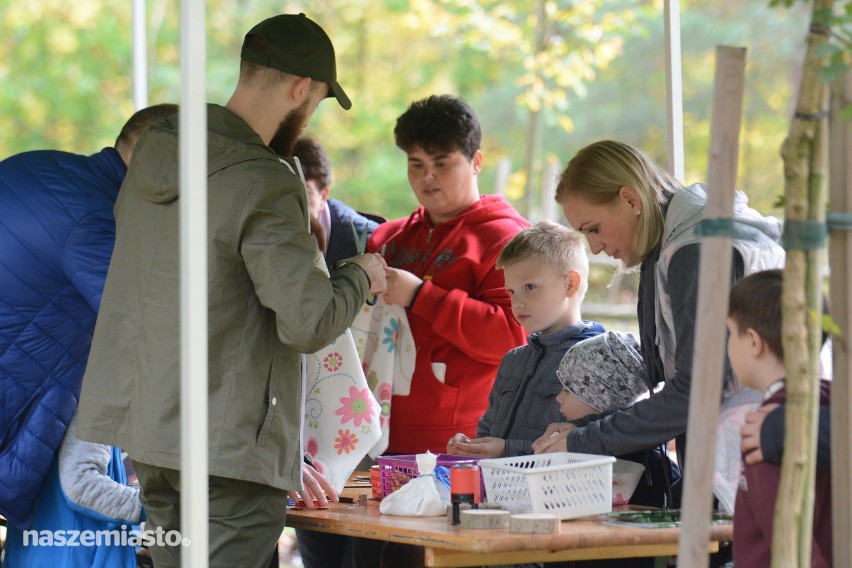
top-left (655, 184), bottom-right (785, 384)
top-left (478, 321), bottom-right (604, 456)
top-left (77, 105), bottom-right (370, 491)
top-left (569, 184), bottom-right (784, 458)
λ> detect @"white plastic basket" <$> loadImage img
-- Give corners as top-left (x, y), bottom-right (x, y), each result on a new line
top-left (478, 452), bottom-right (616, 519)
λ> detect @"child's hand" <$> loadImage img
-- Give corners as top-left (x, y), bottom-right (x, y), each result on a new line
top-left (448, 436), bottom-right (506, 458)
top-left (446, 433), bottom-right (471, 455)
top-left (532, 422), bottom-right (575, 454)
top-left (381, 267), bottom-right (423, 306)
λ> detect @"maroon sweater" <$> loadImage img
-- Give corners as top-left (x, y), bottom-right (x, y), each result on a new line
top-left (733, 379), bottom-right (833, 567)
top-left (367, 195), bottom-right (529, 453)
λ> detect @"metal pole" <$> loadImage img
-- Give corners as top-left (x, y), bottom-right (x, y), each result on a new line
top-left (664, 0), bottom-right (685, 181)
top-left (132, 0), bottom-right (148, 110)
top-left (180, 0), bottom-right (208, 565)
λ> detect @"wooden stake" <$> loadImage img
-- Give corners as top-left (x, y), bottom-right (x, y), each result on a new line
top-left (676, 45), bottom-right (746, 568)
top-left (828, 70), bottom-right (851, 568)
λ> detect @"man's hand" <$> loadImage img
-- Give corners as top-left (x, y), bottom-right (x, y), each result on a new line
top-left (741, 403), bottom-right (779, 465)
top-left (348, 253), bottom-right (388, 295)
top-left (288, 463), bottom-right (339, 509)
top-left (381, 267), bottom-right (424, 307)
top-left (532, 422), bottom-right (576, 454)
top-left (447, 434), bottom-right (506, 459)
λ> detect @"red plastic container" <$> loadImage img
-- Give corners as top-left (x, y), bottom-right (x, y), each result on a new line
top-left (369, 465), bottom-right (382, 500)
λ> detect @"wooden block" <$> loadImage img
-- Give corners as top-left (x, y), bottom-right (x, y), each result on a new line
top-left (509, 513), bottom-right (561, 534)
top-left (447, 502), bottom-right (474, 522)
top-left (357, 493), bottom-right (368, 508)
top-left (459, 509), bottom-right (511, 530)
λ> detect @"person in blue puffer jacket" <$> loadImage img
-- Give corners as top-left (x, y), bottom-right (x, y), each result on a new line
top-left (3, 414), bottom-right (147, 567)
top-left (0, 104), bottom-right (176, 561)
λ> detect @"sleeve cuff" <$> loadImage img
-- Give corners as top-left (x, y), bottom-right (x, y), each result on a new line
top-left (760, 405), bottom-right (786, 463)
top-left (407, 281), bottom-right (425, 309)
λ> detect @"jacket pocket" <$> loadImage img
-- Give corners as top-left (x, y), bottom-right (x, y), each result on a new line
top-left (0, 387), bottom-right (44, 451)
top-left (256, 356), bottom-right (283, 445)
top-left (522, 379), bottom-right (564, 429)
top-left (490, 382), bottom-right (519, 425)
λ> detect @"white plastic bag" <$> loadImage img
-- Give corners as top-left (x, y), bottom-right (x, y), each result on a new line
top-left (379, 452), bottom-right (450, 516)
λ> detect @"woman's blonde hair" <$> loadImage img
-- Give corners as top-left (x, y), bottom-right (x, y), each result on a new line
top-left (554, 140), bottom-right (682, 267)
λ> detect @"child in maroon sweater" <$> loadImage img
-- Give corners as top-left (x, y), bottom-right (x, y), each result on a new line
top-left (727, 269), bottom-right (832, 567)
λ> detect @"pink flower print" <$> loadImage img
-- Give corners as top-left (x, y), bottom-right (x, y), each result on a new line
top-left (323, 352), bottom-right (343, 372)
top-left (335, 429), bottom-right (359, 455)
top-left (304, 437), bottom-right (325, 475)
top-left (305, 437), bottom-right (319, 459)
top-left (335, 386), bottom-right (375, 427)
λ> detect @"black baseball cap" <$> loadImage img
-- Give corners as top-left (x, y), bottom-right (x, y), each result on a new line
top-left (241, 13), bottom-right (351, 110)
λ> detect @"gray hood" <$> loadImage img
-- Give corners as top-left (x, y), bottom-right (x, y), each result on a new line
top-left (127, 104), bottom-right (282, 206)
top-left (663, 183), bottom-right (782, 249)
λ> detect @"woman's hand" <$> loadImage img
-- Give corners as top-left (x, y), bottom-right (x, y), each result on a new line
top-left (740, 403), bottom-right (779, 465)
top-left (532, 422), bottom-right (576, 454)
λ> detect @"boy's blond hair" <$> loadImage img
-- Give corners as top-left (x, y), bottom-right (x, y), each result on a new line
top-left (497, 219), bottom-right (589, 300)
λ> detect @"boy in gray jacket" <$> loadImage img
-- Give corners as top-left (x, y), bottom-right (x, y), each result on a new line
top-left (447, 220), bottom-right (604, 458)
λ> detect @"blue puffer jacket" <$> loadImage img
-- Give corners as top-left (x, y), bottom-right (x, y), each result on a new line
top-left (0, 147), bottom-right (125, 529)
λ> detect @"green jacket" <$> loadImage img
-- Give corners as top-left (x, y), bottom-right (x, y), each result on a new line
top-left (77, 105), bottom-right (370, 491)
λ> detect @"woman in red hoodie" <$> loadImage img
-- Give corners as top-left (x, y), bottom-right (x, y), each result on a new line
top-left (367, 94), bottom-right (530, 456)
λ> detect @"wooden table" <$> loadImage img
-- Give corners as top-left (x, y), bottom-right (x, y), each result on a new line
top-left (285, 490), bottom-right (732, 567)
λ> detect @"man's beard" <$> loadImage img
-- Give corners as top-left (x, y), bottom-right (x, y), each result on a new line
top-left (268, 100), bottom-right (309, 157)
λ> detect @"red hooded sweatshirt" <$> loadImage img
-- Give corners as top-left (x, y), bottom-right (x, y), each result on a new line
top-left (367, 195), bottom-right (530, 454)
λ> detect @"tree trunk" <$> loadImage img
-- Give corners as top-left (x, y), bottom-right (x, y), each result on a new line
top-left (775, 1), bottom-right (832, 566)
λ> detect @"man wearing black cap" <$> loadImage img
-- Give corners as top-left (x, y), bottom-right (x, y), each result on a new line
top-left (75, 14), bottom-right (385, 568)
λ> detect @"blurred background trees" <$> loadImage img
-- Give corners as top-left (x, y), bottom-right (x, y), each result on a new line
top-left (0, 0), bottom-right (816, 329)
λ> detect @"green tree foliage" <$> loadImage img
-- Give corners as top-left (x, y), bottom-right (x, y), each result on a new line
top-left (0, 0), bottom-right (815, 221)
top-left (0, 0), bottom-right (136, 152)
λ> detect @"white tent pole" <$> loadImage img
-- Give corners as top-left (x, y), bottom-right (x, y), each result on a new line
top-left (664, 0), bottom-right (685, 181)
top-left (179, 0), bottom-right (208, 565)
top-left (132, 0), bottom-right (148, 110)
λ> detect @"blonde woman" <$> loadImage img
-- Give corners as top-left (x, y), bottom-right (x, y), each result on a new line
top-left (532, 140), bottom-right (785, 506)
